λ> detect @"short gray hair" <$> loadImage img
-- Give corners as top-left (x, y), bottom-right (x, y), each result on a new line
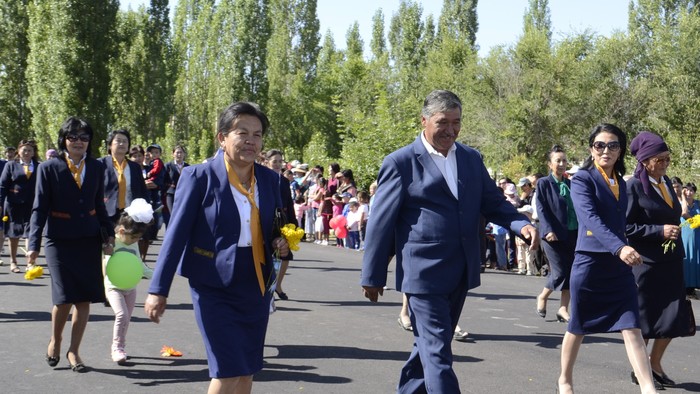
top-left (421, 90), bottom-right (462, 119)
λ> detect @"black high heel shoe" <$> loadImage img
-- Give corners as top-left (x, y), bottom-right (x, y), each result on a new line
top-left (66, 352), bottom-right (86, 373)
top-left (631, 371), bottom-right (664, 390)
top-left (45, 354), bottom-right (60, 367)
top-left (556, 312), bottom-right (569, 323)
top-left (275, 290), bottom-right (288, 300)
top-left (652, 370), bottom-right (676, 386)
top-left (536, 296), bottom-right (546, 318)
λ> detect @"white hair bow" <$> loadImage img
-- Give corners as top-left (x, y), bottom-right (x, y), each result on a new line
top-left (124, 198), bottom-right (154, 223)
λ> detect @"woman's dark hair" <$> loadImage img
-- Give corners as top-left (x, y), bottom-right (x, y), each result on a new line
top-left (684, 182), bottom-right (697, 193)
top-left (329, 162), bottom-right (340, 174)
top-left (671, 177), bottom-right (683, 186)
top-left (172, 144), bottom-right (187, 154)
top-left (130, 145), bottom-right (145, 157)
top-left (263, 149), bottom-right (283, 161)
top-left (580, 123), bottom-right (627, 177)
top-left (57, 117), bottom-right (94, 158)
top-left (17, 139), bottom-right (39, 161)
top-left (217, 102), bottom-right (269, 136)
top-left (116, 210), bottom-right (152, 235)
top-left (316, 177), bottom-right (327, 187)
top-left (342, 169), bottom-right (354, 183)
top-left (105, 129), bottom-right (131, 155)
top-left (547, 145), bottom-right (566, 161)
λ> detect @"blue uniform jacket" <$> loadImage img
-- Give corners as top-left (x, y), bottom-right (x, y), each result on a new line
top-left (0, 159), bottom-right (39, 208)
top-left (361, 136), bottom-right (531, 294)
top-left (148, 151), bottom-right (282, 297)
top-left (625, 175), bottom-right (684, 263)
top-left (29, 157), bottom-right (113, 251)
top-left (570, 167), bottom-right (628, 255)
top-left (164, 160), bottom-right (190, 196)
top-left (97, 156), bottom-right (149, 216)
top-left (536, 175), bottom-right (573, 241)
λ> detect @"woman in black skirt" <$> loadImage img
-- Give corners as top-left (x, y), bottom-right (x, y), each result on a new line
top-left (0, 139), bottom-right (39, 273)
top-left (28, 117), bottom-right (114, 372)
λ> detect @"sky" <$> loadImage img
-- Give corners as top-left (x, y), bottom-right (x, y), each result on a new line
top-left (121, 0), bottom-right (630, 56)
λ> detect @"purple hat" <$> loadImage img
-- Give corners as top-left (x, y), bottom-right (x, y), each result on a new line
top-left (630, 131), bottom-right (670, 196)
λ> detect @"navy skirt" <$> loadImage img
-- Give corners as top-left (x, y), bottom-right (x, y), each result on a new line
top-left (568, 251), bottom-right (640, 334)
top-left (190, 247), bottom-right (273, 378)
top-left (541, 230), bottom-right (576, 291)
top-left (45, 236), bottom-right (106, 305)
top-left (3, 202), bottom-right (31, 238)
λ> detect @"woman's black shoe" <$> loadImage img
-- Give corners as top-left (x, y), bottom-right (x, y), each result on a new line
top-left (652, 370), bottom-right (676, 386)
top-left (45, 354), bottom-right (60, 367)
top-left (631, 371), bottom-right (664, 390)
top-left (67, 352), bottom-right (87, 373)
top-left (275, 290), bottom-right (288, 300)
top-left (556, 313), bottom-right (569, 323)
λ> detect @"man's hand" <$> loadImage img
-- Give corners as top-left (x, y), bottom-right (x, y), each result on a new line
top-left (145, 293), bottom-right (167, 323)
top-left (520, 224), bottom-right (540, 251)
top-left (362, 286), bottom-right (384, 302)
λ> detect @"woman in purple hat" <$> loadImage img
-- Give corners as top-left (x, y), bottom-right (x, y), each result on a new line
top-left (625, 131), bottom-right (690, 389)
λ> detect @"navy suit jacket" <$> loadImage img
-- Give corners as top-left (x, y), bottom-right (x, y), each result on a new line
top-left (164, 160), bottom-right (189, 196)
top-left (570, 167), bottom-right (628, 255)
top-left (29, 157), bottom-right (113, 251)
top-left (148, 151), bottom-right (283, 297)
top-left (0, 159), bottom-right (38, 208)
top-left (361, 136), bottom-right (531, 294)
top-left (279, 174), bottom-right (298, 226)
top-left (626, 176), bottom-right (684, 263)
top-left (97, 156), bottom-right (149, 216)
top-left (536, 175), bottom-right (574, 241)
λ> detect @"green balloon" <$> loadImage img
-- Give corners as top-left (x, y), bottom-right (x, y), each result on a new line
top-left (106, 251), bottom-right (144, 289)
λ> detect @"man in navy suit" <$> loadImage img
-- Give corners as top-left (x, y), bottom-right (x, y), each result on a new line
top-left (361, 90), bottom-right (538, 393)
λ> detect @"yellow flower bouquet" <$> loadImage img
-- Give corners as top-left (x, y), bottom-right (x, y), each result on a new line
top-left (663, 214), bottom-right (700, 254)
top-left (25, 265), bottom-right (44, 280)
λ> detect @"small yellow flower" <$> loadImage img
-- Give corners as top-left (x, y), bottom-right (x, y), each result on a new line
top-left (280, 223), bottom-right (305, 251)
top-left (2, 216), bottom-right (8, 222)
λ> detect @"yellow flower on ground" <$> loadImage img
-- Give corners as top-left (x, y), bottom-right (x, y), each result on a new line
top-left (25, 266), bottom-right (43, 280)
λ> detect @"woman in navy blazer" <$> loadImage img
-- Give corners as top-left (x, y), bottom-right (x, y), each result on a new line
top-left (28, 117), bottom-right (114, 372)
top-left (162, 144), bottom-right (189, 226)
top-left (97, 129), bottom-right (148, 226)
top-left (534, 145), bottom-right (577, 323)
top-left (557, 124), bottom-right (657, 394)
top-left (626, 132), bottom-right (689, 388)
top-left (0, 139), bottom-right (39, 273)
top-left (145, 102), bottom-right (289, 394)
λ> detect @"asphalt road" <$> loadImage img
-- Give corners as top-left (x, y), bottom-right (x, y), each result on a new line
top-left (1, 239), bottom-right (699, 393)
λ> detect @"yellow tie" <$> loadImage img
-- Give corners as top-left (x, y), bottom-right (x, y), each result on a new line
top-left (112, 156), bottom-right (127, 209)
top-left (23, 164), bottom-right (31, 178)
top-left (656, 182), bottom-right (673, 207)
top-left (225, 160), bottom-right (266, 296)
top-left (66, 155), bottom-right (85, 189)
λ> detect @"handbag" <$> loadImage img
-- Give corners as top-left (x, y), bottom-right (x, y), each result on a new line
top-left (684, 299), bottom-right (696, 337)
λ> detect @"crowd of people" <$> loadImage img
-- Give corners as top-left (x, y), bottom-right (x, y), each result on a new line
top-left (1, 89), bottom-right (699, 393)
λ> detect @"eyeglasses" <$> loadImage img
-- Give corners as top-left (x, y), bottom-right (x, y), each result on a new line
top-left (66, 134), bottom-right (91, 142)
top-left (591, 141), bottom-right (621, 152)
top-left (649, 156), bottom-right (671, 164)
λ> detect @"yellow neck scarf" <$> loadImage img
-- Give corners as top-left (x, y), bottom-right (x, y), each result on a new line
top-left (225, 159), bottom-right (266, 296)
top-left (112, 156), bottom-right (127, 209)
top-left (594, 162), bottom-right (619, 201)
top-left (66, 154), bottom-right (85, 189)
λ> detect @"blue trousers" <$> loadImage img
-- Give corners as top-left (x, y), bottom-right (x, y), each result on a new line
top-left (399, 284), bottom-right (469, 393)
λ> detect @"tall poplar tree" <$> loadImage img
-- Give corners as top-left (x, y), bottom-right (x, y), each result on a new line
top-left (0, 0), bottom-right (31, 147)
top-left (26, 0), bottom-right (118, 153)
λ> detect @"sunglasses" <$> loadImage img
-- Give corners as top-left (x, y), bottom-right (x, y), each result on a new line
top-left (66, 134), bottom-right (91, 142)
top-left (591, 141), bottom-right (621, 153)
top-left (649, 156), bottom-right (671, 164)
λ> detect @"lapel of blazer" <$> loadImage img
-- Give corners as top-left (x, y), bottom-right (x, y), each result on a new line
top-left (589, 167), bottom-right (625, 208)
top-left (413, 136), bottom-right (456, 200)
top-left (255, 164), bottom-right (274, 239)
top-left (212, 151), bottom-right (240, 234)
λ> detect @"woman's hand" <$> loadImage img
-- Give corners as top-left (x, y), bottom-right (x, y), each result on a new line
top-left (663, 224), bottom-right (681, 241)
top-left (273, 237), bottom-right (289, 258)
top-left (619, 246), bottom-right (642, 266)
top-left (144, 294), bottom-right (167, 323)
top-left (27, 250), bottom-right (38, 265)
top-left (545, 232), bottom-right (558, 242)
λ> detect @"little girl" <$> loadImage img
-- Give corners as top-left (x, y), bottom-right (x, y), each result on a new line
top-left (104, 198), bottom-right (154, 364)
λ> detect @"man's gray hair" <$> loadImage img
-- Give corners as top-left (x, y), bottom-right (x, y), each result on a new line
top-left (421, 90), bottom-right (462, 119)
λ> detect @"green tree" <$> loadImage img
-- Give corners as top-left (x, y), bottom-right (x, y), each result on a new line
top-left (0, 0), bottom-right (31, 147)
top-left (437, 0), bottom-right (478, 49)
top-left (26, 0), bottom-right (118, 154)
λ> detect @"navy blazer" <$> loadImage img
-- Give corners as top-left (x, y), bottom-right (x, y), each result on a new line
top-left (279, 174), bottom-right (298, 226)
top-left (571, 167), bottom-right (628, 255)
top-left (164, 160), bottom-right (189, 196)
top-left (0, 159), bottom-right (38, 208)
top-left (29, 157), bottom-right (113, 251)
top-left (626, 176), bottom-right (684, 263)
top-left (148, 151), bottom-right (283, 297)
top-left (361, 136), bottom-right (531, 294)
top-left (536, 175), bottom-right (575, 241)
top-left (97, 156), bottom-right (149, 216)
